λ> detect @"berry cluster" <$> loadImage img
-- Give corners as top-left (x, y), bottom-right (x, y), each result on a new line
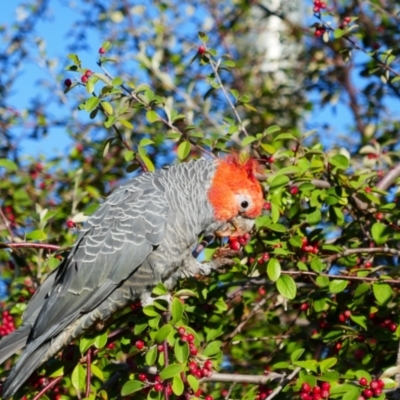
top-left (138, 373), bottom-right (173, 394)
top-left (301, 238), bottom-right (319, 254)
top-left (81, 69), bottom-right (93, 84)
top-left (188, 359), bottom-right (213, 379)
top-left (315, 26), bottom-right (327, 38)
top-left (358, 377), bottom-right (385, 399)
top-left (228, 233), bottom-right (251, 250)
top-left (339, 16), bottom-right (352, 29)
top-left (313, 0), bottom-right (327, 13)
top-left (338, 309), bottom-right (351, 323)
top-left (178, 326), bottom-right (198, 356)
top-left (300, 382), bottom-right (331, 400)
top-left (255, 385), bottom-right (273, 399)
top-left (369, 313), bottom-right (397, 332)
top-left (0, 310), bottom-right (15, 337)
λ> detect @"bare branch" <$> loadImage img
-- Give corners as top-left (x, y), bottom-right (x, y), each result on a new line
top-left (0, 242), bottom-right (61, 251)
top-left (202, 372), bottom-right (284, 384)
top-left (377, 163), bottom-right (400, 192)
top-left (266, 367), bottom-right (301, 400)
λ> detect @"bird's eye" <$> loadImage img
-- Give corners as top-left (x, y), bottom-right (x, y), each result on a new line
top-left (241, 200), bottom-right (249, 209)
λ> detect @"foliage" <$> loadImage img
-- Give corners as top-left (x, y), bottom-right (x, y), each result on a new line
top-left (1, 1), bottom-right (400, 399)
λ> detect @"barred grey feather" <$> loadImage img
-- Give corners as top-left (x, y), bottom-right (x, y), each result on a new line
top-left (1, 158), bottom-right (227, 399)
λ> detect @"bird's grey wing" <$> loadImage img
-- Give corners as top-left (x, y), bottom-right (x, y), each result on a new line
top-left (29, 173), bottom-right (169, 343)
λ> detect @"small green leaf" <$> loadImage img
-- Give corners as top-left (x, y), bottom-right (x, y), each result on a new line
top-left (274, 133), bottom-right (296, 141)
top-left (329, 280), bottom-right (348, 294)
top-left (372, 283), bottom-right (393, 305)
top-left (0, 159), bottom-right (18, 171)
top-left (124, 150), bottom-right (135, 162)
top-left (91, 364), bottom-right (104, 381)
top-left (203, 341), bottom-right (223, 357)
top-left (177, 141), bottom-right (191, 160)
top-left (119, 119), bottom-right (133, 129)
top-left (242, 136), bottom-right (257, 146)
top-left (334, 28), bottom-right (345, 39)
top-left (146, 110), bottom-right (159, 123)
top-left (86, 79), bottom-right (94, 94)
top-left (112, 77), bottom-right (123, 86)
top-left (350, 314), bottom-right (367, 330)
top-left (291, 348), bottom-right (305, 363)
top-left (267, 258), bottom-right (281, 282)
top-left (269, 175), bottom-right (289, 191)
top-left (155, 324), bottom-right (173, 343)
top-left (276, 275), bottom-right (297, 299)
top-left (71, 363), bottom-right (86, 393)
top-left (265, 125), bottom-right (281, 135)
top-left (93, 331), bottom-right (108, 349)
top-left (121, 380), bottom-right (145, 396)
top-left (104, 116), bottom-right (116, 128)
top-left (329, 154), bottom-right (349, 170)
top-left (171, 297), bottom-right (183, 323)
top-left (371, 222), bottom-right (389, 245)
top-left (319, 357), bottom-right (337, 372)
top-left (26, 230), bottom-right (47, 241)
top-left (172, 375), bottom-right (184, 396)
top-left (293, 360), bottom-right (318, 372)
top-left (85, 97), bottom-right (100, 111)
top-left (140, 138), bottom-right (155, 147)
top-left (160, 363), bottom-right (185, 380)
top-left (187, 374), bottom-right (199, 392)
top-left (67, 53), bottom-right (81, 66)
top-left (145, 345), bottom-right (157, 366)
top-left (101, 101), bottom-right (113, 115)
top-left (174, 340), bottom-right (189, 363)
top-left (141, 155), bottom-right (155, 172)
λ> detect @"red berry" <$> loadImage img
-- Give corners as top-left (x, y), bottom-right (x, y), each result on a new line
top-left (229, 238), bottom-right (241, 250)
top-left (66, 220), bottom-right (75, 228)
top-left (344, 310), bottom-right (351, 318)
top-left (321, 382), bottom-right (330, 391)
top-left (313, 395), bottom-right (322, 400)
top-left (99, 47), bottom-right (106, 54)
top-left (301, 382), bottom-right (311, 393)
top-left (154, 383), bottom-right (163, 392)
top-left (372, 388), bottom-right (382, 396)
top-left (81, 75), bottom-right (88, 83)
top-left (375, 212), bottom-right (383, 220)
top-left (177, 327), bottom-right (186, 335)
top-left (135, 340), bottom-right (145, 350)
top-left (290, 186), bottom-right (299, 195)
top-left (362, 389), bottom-right (373, 398)
top-left (262, 253), bottom-right (270, 261)
top-left (321, 390), bottom-right (330, 399)
top-left (389, 323), bottom-right (397, 332)
top-left (138, 373), bottom-right (146, 381)
top-left (300, 303), bottom-right (309, 311)
top-left (198, 45), bottom-right (206, 55)
top-left (204, 360), bottom-right (213, 370)
top-left (376, 380), bottom-right (385, 388)
top-left (181, 334), bottom-right (188, 342)
top-left (263, 202), bottom-right (271, 211)
top-left (190, 347), bottom-right (198, 356)
top-left (258, 287), bottom-right (266, 296)
top-left (365, 261), bottom-right (373, 268)
top-left (365, 187), bottom-right (372, 194)
top-left (85, 69), bottom-right (93, 77)
top-left (157, 344), bottom-right (164, 352)
top-left (338, 313), bottom-right (346, 323)
top-left (370, 381), bottom-right (379, 390)
top-left (359, 377), bottom-right (368, 386)
top-left (64, 78), bottom-right (72, 87)
top-left (205, 396), bottom-right (213, 400)
top-left (335, 342), bottom-right (342, 350)
top-left (187, 333), bottom-right (195, 342)
top-left (313, 386), bottom-right (321, 394)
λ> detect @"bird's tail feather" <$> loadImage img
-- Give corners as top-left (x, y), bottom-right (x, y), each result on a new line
top-left (0, 324), bottom-right (31, 365)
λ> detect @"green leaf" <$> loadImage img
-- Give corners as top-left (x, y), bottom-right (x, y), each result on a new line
top-left (187, 374), bottom-right (199, 392)
top-left (143, 305), bottom-right (160, 317)
top-left (203, 340), bottom-right (223, 357)
top-left (155, 324), bottom-right (173, 343)
top-left (290, 348), bottom-right (305, 363)
top-left (306, 207), bottom-right (322, 225)
top-left (371, 222), bottom-right (389, 245)
top-left (276, 275), bottom-right (297, 299)
top-left (334, 28), bottom-right (345, 38)
top-left (372, 283), bottom-right (393, 305)
top-left (86, 79), bottom-right (94, 94)
top-left (242, 136), bottom-right (257, 146)
top-left (112, 77), bottom-right (123, 86)
top-left (319, 357), bottom-right (337, 372)
top-left (350, 314), bottom-right (367, 330)
top-left (145, 345), bottom-right (157, 366)
top-left (174, 340), bottom-right (189, 363)
top-left (0, 159), bottom-right (17, 171)
top-left (93, 331), bottom-right (107, 349)
top-left (104, 116), bottom-right (116, 128)
top-left (146, 110), bottom-right (159, 123)
top-left (329, 279), bottom-right (348, 294)
top-left (140, 138), bottom-right (155, 147)
top-left (119, 119), bottom-right (133, 129)
top-left (268, 223), bottom-right (287, 233)
top-left (79, 337), bottom-right (95, 354)
top-left (316, 276), bottom-right (329, 287)
top-left (265, 125), bottom-right (281, 135)
top-left (121, 380), bottom-right (145, 396)
top-left (91, 364), bottom-right (104, 381)
top-left (141, 155), bottom-right (155, 172)
top-left (274, 133), bottom-right (296, 141)
top-left (177, 141), bottom-right (191, 160)
top-left (329, 154), bottom-right (349, 170)
top-left (26, 230), bottom-right (47, 241)
top-left (101, 101), bottom-right (113, 115)
top-left (293, 360), bottom-right (318, 372)
top-left (67, 53), bottom-right (81, 66)
top-left (160, 363), bottom-right (185, 380)
top-left (269, 175), bottom-right (289, 191)
top-left (172, 375), bottom-right (184, 396)
top-left (71, 363), bottom-right (86, 393)
top-left (171, 297), bottom-right (183, 323)
top-left (85, 97), bottom-right (100, 112)
top-left (267, 258), bottom-right (281, 282)
top-left (124, 150), bottom-right (135, 162)
top-left (310, 258), bottom-right (324, 273)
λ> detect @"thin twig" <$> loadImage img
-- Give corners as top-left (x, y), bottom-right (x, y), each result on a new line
top-left (208, 58), bottom-right (249, 137)
top-left (32, 376), bottom-right (63, 400)
top-left (266, 367), bottom-right (301, 400)
top-left (202, 372), bottom-right (284, 384)
top-left (86, 348), bottom-right (92, 398)
top-left (0, 242), bottom-right (61, 251)
top-left (0, 206), bottom-right (15, 241)
top-left (376, 163), bottom-right (400, 192)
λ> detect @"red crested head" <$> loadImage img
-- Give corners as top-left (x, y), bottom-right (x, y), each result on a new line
top-left (207, 154), bottom-right (264, 222)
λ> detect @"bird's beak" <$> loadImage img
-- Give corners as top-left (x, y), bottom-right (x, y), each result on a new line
top-left (214, 216), bottom-right (255, 238)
